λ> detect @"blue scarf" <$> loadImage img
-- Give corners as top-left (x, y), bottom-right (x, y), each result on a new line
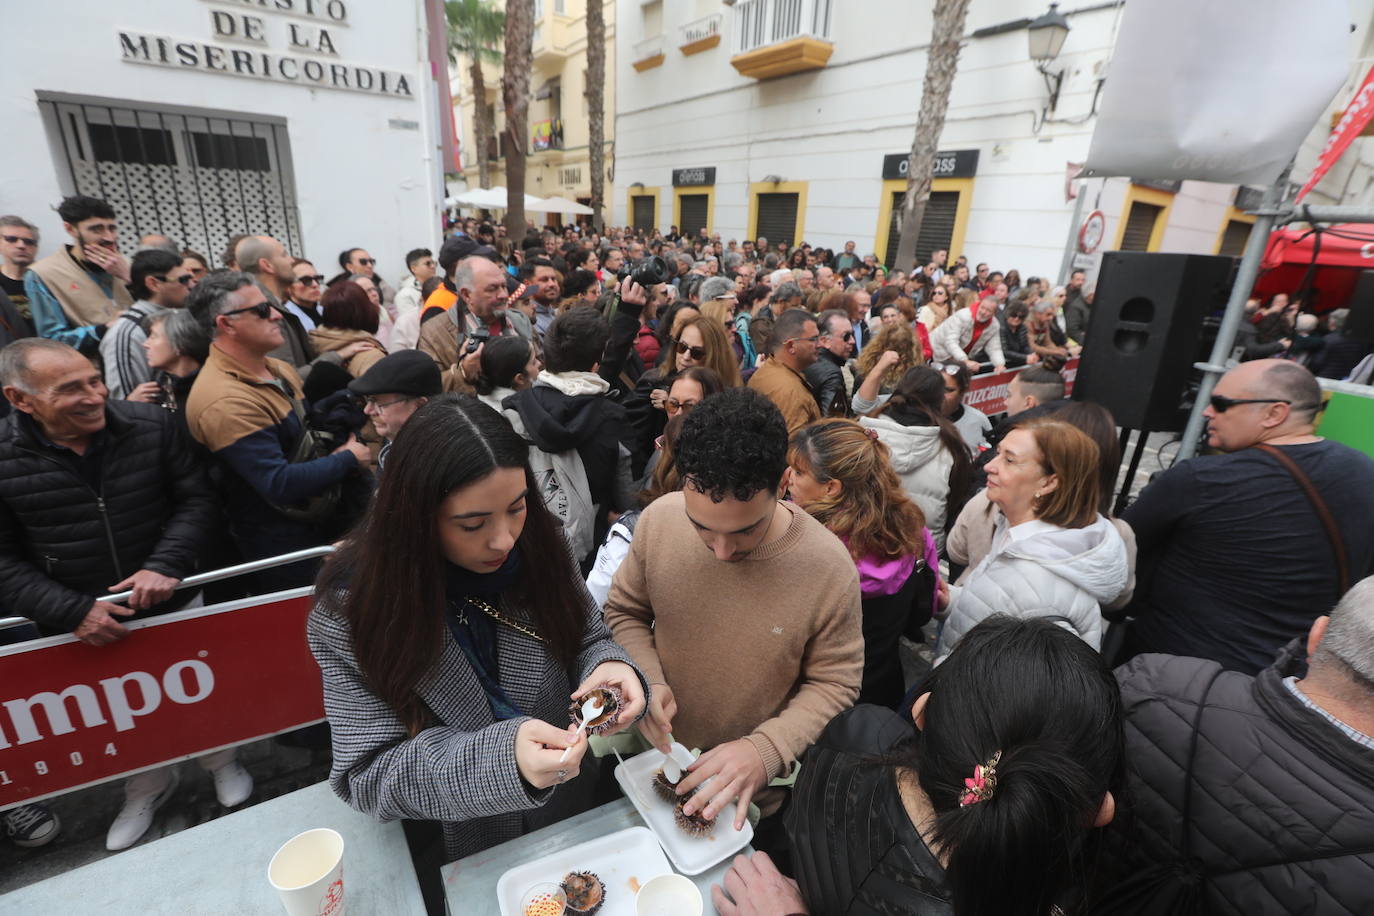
top-left (443, 549), bottom-right (526, 720)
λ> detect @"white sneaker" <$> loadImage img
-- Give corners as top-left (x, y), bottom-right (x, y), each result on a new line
top-left (106, 768), bottom-right (180, 851)
top-left (209, 759), bottom-right (253, 808)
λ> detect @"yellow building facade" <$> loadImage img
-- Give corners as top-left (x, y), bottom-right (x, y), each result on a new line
top-left (452, 0), bottom-right (616, 225)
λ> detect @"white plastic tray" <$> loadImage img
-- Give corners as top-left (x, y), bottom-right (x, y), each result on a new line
top-left (495, 826), bottom-right (671, 916)
top-left (614, 745), bottom-right (754, 876)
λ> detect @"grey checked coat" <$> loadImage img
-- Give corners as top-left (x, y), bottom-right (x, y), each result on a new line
top-left (307, 582), bottom-right (647, 862)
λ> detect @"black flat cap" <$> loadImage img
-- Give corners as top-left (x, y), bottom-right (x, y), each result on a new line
top-left (348, 350), bottom-right (443, 397)
top-left (438, 235), bottom-right (501, 272)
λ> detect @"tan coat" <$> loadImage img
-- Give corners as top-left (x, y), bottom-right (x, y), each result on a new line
top-left (28, 245), bottom-right (131, 328)
top-left (748, 359), bottom-right (821, 436)
top-left (307, 326), bottom-right (387, 378)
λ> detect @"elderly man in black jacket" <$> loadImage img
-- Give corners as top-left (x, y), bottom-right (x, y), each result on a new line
top-left (1095, 575), bottom-right (1374, 912)
top-left (0, 337), bottom-right (250, 852)
top-left (804, 308), bottom-right (855, 417)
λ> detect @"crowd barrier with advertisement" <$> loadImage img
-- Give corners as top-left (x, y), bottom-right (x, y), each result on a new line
top-left (963, 357), bottom-right (1079, 417)
top-left (0, 549), bottom-right (333, 811)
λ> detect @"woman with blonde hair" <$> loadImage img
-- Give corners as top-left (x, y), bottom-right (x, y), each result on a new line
top-left (937, 418), bottom-right (1130, 659)
top-left (786, 418), bottom-right (940, 707)
top-left (953, 287), bottom-right (978, 315)
top-left (851, 322), bottom-right (923, 414)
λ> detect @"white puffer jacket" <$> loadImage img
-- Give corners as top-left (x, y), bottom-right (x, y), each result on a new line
top-left (859, 414), bottom-right (956, 551)
top-left (937, 513), bottom-right (1128, 659)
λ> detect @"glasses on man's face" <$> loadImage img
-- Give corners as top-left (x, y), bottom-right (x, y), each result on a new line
top-left (154, 274), bottom-right (195, 286)
top-left (674, 340), bottom-right (707, 361)
top-left (2, 235), bottom-right (36, 246)
top-left (787, 334), bottom-right (822, 346)
top-left (362, 395), bottom-right (416, 410)
top-left (665, 397), bottom-right (699, 414)
top-left (222, 302), bottom-right (280, 321)
top-left (355, 258), bottom-right (375, 267)
top-left (296, 274), bottom-right (326, 286)
top-left (1208, 395), bottom-right (1319, 414)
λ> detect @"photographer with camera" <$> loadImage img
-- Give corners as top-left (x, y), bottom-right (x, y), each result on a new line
top-left (186, 272), bottom-right (369, 592)
top-left (418, 255), bottom-right (532, 393)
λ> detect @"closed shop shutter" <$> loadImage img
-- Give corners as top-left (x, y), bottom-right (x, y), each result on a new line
top-left (1120, 202), bottom-right (1163, 251)
top-left (632, 195), bottom-right (656, 231)
top-left (755, 193), bottom-right (799, 247)
top-left (1217, 219), bottom-right (1252, 257)
top-left (884, 189), bottom-right (960, 267)
top-left (679, 194), bottom-right (708, 238)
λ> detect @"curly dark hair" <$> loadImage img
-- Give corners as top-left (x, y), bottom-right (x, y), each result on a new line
top-left (676, 388), bottom-right (788, 502)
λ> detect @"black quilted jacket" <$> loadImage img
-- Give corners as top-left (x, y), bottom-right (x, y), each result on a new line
top-left (1099, 645), bottom-right (1374, 914)
top-left (0, 401), bottom-right (217, 632)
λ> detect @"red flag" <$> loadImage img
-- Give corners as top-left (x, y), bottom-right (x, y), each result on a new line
top-left (1296, 65), bottom-right (1374, 202)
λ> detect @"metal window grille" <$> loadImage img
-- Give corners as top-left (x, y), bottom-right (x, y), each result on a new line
top-left (1218, 219), bottom-right (1252, 257)
top-left (885, 190), bottom-right (960, 267)
top-left (38, 94), bottom-right (302, 263)
top-left (755, 192), bottom-right (799, 248)
top-left (1119, 202), bottom-right (1163, 252)
top-left (632, 195), bottom-right (656, 231)
top-left (679, 194), bottom-right (709, 238)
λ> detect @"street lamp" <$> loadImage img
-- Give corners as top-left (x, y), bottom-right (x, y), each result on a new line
top-left (1028, 3), bottom-right (1070, 114)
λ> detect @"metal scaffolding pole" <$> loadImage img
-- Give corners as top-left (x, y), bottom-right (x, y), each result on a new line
top-left (1175, 163), bottom-right (1293, 461)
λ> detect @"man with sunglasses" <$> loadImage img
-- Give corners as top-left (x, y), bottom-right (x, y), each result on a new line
top-left (804, 309), bottom-right (856, 417)
top-left (0, 215), bottom-right (39, 321)
top-left (100, 249), bottom-right (192, 400)
top-left (25, 196), bottom-right (132, 356)
top-left (748, 309), bottom-right (823, 436)
top-left (1121, 360), bottom-right (1374, 675)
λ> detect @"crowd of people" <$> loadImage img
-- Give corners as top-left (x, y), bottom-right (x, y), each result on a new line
top-left (2, 196), bottom-right (1373, 914)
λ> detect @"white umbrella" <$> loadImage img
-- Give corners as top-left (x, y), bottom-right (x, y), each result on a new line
top-left (451, 186), bottom-right (508, 209)
top-left (533, 195), bottom-right (594, 215)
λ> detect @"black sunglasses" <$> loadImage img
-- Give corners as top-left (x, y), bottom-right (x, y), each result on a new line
top-left (222, 302), bottom-right (280, 320)
top-left (1208, 395), bottom-right (1318, 413)
top-left (674, 340), bottom-right (707, 360)
top-left (355, 258), bottom-right (375, 266)
top-left (153, 274), bottom-right (194, 286)
top-left (297, 274), bottom-right (326, 285)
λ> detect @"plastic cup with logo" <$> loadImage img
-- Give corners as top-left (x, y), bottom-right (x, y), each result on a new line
top-left (635, 873), bottom-right (702, 916)
top-left (268, 827), bottom-right (345, 916)
top-left (520, 882), bottom-right (567, 916)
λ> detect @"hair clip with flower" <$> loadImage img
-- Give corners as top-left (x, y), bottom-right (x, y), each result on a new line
top-left (958, 749), bottom-right (1003, 807)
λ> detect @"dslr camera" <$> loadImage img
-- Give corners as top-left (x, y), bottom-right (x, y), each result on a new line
top-left (465, 326), bottom-right (491, 355)
top-left (616, 255), bottom-right (671, 288)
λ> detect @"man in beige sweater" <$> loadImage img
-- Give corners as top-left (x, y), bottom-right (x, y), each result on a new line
top-left (604, 388), bottom-right (862, 830)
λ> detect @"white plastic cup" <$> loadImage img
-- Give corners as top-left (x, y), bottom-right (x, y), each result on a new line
top-left (635, 873), bottom-right (703, 916)
top-left (268, 827), bottom-right (346, 916)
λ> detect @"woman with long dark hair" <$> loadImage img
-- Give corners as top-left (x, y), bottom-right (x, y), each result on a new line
top-left (309, 395), bottom-right (648, 861)
top-left (860, 366), bottom-right (973, 552)
top-left (722, 616), bottom-right (1123, 916)
top-left (786, 419), bottom-right (940, 708)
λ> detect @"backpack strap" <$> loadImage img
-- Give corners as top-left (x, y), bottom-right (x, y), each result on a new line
top-left (1253, 443), bottom-right (1349, 596)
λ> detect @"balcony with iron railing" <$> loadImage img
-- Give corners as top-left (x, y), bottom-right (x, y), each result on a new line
top-left (730, 0), bottom-right (834, 79)
top-left (632, 34), bottom-right (666, 72)
top-left (678, 13), bottom-right (723, 56)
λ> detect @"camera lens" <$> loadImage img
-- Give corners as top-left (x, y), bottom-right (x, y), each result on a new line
top-left (628, 256), bottom-right (670, 288)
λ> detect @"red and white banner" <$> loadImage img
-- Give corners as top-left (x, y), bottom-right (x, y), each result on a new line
top-left (0, 591), bottom-right (323, 810)
top-left (964, 357), bottom-right (1079, 417)
top-left (1297, 65), bottom-right (1374, 202)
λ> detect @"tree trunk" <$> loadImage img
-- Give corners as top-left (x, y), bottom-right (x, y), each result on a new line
top-left (470, 57), bottom-right (492, 189)
top-left (584, 0), bottom-right (606, 231)
top-left (893, 0), bottom-right (971, 273)
top-left (502, 0), bottom-right (534, 238)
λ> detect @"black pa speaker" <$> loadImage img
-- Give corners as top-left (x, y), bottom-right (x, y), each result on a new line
top-left (1345, 270), bottom-right (1374, 342)
top-left (1074, 252), bottom-right (1235, 431)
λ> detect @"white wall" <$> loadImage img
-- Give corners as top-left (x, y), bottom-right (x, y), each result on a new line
top-left (0, 0), bottom-right (438, 285)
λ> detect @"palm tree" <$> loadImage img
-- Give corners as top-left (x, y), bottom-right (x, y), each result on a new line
top-left (893, 0), bottom-right (971, 272)
top-left (502, 0), bottom-right (534, 239)
top-left (445, 0), bottom-right (504, 191)
top-left (585, 0), bottom-right (607, 230)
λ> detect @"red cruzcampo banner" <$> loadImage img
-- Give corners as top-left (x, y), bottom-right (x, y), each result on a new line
top-left (965, 358), bottom-right (1078, 416)
top-left (0, 592), bottom-right (323, 810)
top-left (1297, 65), bottom-right (1374, 202)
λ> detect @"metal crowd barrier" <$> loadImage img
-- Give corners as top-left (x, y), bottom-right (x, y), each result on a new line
top-left (0, 546), bottom-right (336, 633)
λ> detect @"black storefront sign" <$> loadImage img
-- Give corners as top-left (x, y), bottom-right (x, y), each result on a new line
top-left (882, 149), bottom-right (979, 181)
top-left (672, 167), bottom-right (716, 186)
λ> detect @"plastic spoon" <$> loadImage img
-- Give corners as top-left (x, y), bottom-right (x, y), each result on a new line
top-left (559, 696), bottom-right (603, 763)
top-left (661, 743), bottom-right (695, 784)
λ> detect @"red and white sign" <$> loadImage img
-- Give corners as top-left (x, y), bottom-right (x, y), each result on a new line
top-left (965, 358), bottom-right (1079, 417)
top-left (1297, 65), bottom-right (1374, 202)
top-left (0, 591), bottom-right (323, 810)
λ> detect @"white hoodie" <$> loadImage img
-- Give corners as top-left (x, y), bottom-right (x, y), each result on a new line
top-left (937, 513), bottom-right (1129, 659)
top-left (859, 414), bottom-right (956, 551)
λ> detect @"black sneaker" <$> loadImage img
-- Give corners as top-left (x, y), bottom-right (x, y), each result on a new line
top-left (3, 803), bottom-right (61, 848)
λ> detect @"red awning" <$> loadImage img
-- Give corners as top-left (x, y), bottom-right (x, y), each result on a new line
top-left (1255, 224), bottom-right (1374, 309)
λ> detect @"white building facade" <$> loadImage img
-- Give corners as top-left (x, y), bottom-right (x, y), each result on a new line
top-left (2, 0), bottom-right (451, 284)
top-left (614, 0), bottom-right (1374, 283)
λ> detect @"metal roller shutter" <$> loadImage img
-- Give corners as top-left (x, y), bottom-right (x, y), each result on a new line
top-left (679, 194), bottom-right (708, 238)
top-left (884, 189), bottom-right (960, 267)
top-left (632, 195), bottom-right (655, 231)
top-left (755, 193), bottom-right (799, 247)
top-left (1217, 219), bottom-right (1252, 257)
top-left (1120, 202), bottom-right (1163, 251)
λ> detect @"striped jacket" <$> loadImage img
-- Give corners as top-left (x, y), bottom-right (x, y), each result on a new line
top-left (100, 302), bottom-right (166, 400)
top-left (307, 579), bottom-right (648, 862)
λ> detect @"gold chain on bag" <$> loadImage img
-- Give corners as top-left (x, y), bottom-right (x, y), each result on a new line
top-left (459, 596), bottom-right (545, 643)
